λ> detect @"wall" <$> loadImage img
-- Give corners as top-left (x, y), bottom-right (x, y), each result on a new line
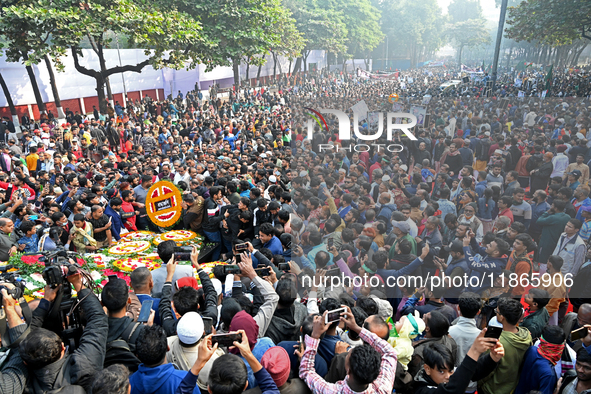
top-left (0, 49), bottom-right (327, 118)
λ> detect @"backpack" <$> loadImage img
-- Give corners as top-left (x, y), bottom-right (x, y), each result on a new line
top-left (104, 320), bottom-right (142, 372)
top-left (476, 138), bottom-right (491, 161)
top-left (187, 196), bottom-right (206, 231)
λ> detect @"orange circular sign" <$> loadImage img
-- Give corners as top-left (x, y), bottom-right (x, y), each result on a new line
top-left (388, 93), bottom-right (399, 103)
top-left (146, 181), bottom-right (183, 228)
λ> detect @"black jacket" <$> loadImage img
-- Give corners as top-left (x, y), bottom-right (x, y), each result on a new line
top-left (159, 268), bottom-right (219, 336)
top-left (202, 197), bottom-right (223, 233)
top-left (26, 288), bottom-right (108, 393)
top-left (414, 353), bottom-right (498, 394)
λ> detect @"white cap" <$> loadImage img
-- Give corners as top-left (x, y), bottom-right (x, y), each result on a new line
top-left (382, 175), bottom-right (391, 182)
top-left (260, 153), bottom-right (267, 158)
top-left (269, 175), bottom-right (277, 183)
top-left (210, 278), bottom-right (222, 296)
top-left (177, 312), bottom-right (204, 345)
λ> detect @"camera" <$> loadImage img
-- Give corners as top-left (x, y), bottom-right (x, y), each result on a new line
top-left (0, 270), bottom-right (25, 305)
top-left (36, 249), bottom-right (81, 288)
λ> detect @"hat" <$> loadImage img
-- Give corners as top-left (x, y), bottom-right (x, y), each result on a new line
top-left (484, 131), bottom-right (490, 136)
top-left (223, 157), bottom-right (232, 165)
top-left (382, 175), bottom-right (391, 182)
top-left (210, 278), bottom-right (222, 296)
top-left (269, 175), bottom-right (277, 183)
top-left (569, 169), bottom-right (582, 178)
top-left (260, 153), bottom-right (267, 158)
top-left (392, 220), bottom-right (411, 234)
top-left (400, 164), bottom-right (408, 172)
top-left (177, 312), bottom-right (204, 345)
top-left (261, 347), bottom-right (290, 388)
top-left (444, 240), bottom-right (464, 253)
top-left (299, 171), bottom-right (308, 178)
top-left (557, 145), bottom-right (568, 153)
top-left (106, 188), bottom-right (117, 199)
top-left (580, 205), bottom-right (591, 214)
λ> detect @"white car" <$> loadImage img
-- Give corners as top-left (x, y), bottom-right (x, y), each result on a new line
top-left (439, 80), bottom-right (462, 91)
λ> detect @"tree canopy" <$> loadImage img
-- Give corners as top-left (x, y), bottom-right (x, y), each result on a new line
top-left (505, 0), bottom-right (591, 45)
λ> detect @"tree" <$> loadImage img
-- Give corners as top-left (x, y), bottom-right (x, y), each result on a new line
top-left (172, 0), bottom-right (289, 85)
top-left (505, 0), bottom-right (591, 45)
top-left (447, 18), bottom-right (491, 65)
top-left (285, 0), bottom-right (347, 72)
top-left (12, 0), bottom-right (205, 114)
top-left (381, 0), bottom-right (446, 68)
top-left (0, 0), bottom-right (70, 116)
top-left (339, 0), bottom-right (383, 71)
top-left (447, 0), bottom-right (482, 23)
top-left (269, 9), bottom-right (305, 79)
top-left (0, 46), bottom-right (19, 127)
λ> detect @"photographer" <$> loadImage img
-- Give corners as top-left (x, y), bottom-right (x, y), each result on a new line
top-left (159, 245), bottom-right (219, 336)
top-left (19, 271), bottom-right (108, 393)
top-left (0, 289), bottom-right (29, 394)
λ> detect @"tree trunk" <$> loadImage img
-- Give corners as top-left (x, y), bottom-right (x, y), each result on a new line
top-left (22, 53), bottom-right (47, 115)
top-left (245, 60), bottom-right (250, 84)
top-left (303, 52), bottom-right (309, 73)
top-left (96, 74), bottom-right (109, 115)
top-left (288, 59), bottom-right (292, 76)
top-left (273, 52), bottom-right (277, 78)
top-left (232, 58), bottom-right (240, 86)
top-left (0, 71), bottom-right (19, 128)
top-left (505, 44), bottom-right (513, 68)
top-left (44, 54), bottom-right (65, 118)
top-left (293, 57), bottom-right (302, 73)
top-left (458, 45), bottom-right (463, 68)
top-left (572, 43), bottom-right (587, 66)
top-left (97, 45), bottom-right (114, 107)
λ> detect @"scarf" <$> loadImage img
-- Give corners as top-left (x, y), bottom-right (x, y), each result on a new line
top-left (538, 337), bottom-right (565, 365)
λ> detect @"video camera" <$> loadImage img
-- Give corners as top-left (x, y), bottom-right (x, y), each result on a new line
top-left (33, 249), bottom-right (89, 351)
top-left (0, 268), bottom-right (25, 306)
top-left (36, 249), bottom-right (81, 289)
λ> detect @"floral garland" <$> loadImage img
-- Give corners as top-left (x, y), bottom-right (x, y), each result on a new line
top-left (112, 257), bottom-right (162, 272)
top-left (107, 241), bottom-right (152, 256)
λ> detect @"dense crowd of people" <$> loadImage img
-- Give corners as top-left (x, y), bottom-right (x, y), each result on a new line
top-left (0, 64), bottom-right (589, 394)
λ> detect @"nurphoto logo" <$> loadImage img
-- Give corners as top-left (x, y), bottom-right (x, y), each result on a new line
top-left (304, 108), bottom-right (418, 153)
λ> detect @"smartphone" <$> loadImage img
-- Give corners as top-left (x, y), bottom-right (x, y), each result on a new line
top-left (235, 243), bottom-right (249, 252)
top-left (571, 326), bottom-right (589, 341)
top-left (325, 307), bottom-right (347, 324)
top-left (484, 325), bottom-right (503, 339)
top-left (327, 238), bottom-right (334, 249)
top-left (223, 264), bottom-right (241, 275)
top-left (174, 246), bottom-right (192, 261)
top-left (255, 267), bottom-right (271, 277)
top-left (326, 267), bottom-right (341, 277)
top-left (137, 300), bottom-right (154, 323)
top-left (29, 215), bottom-right (38, 221)
top-left (278, 262), bottom-right (290, 271)
top-left (211, 332), bottom-right (242, 347)
top-left (202, 317), bottom-right (213, 335)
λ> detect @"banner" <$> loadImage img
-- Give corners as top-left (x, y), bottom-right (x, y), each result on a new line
top-left (350, 100), bottom-right (370, 121)
top-left (410, 106), bottom-right (426, 125)
top-left (461, 64), bottom-right (484, 74)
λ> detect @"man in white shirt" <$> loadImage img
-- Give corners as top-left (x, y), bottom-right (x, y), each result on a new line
top-left (552, 145), bottom-right (570, 179)
top-left (173, 164), bottom-right (191, 186)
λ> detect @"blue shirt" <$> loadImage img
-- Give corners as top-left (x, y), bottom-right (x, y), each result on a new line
top-left (17, 234), bottom-right (38, 253)
top-left (514, 346), bottom-right (558, 394)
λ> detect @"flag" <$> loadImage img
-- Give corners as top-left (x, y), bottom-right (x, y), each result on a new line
top-left (545, 65), bottom-right (553, 93)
